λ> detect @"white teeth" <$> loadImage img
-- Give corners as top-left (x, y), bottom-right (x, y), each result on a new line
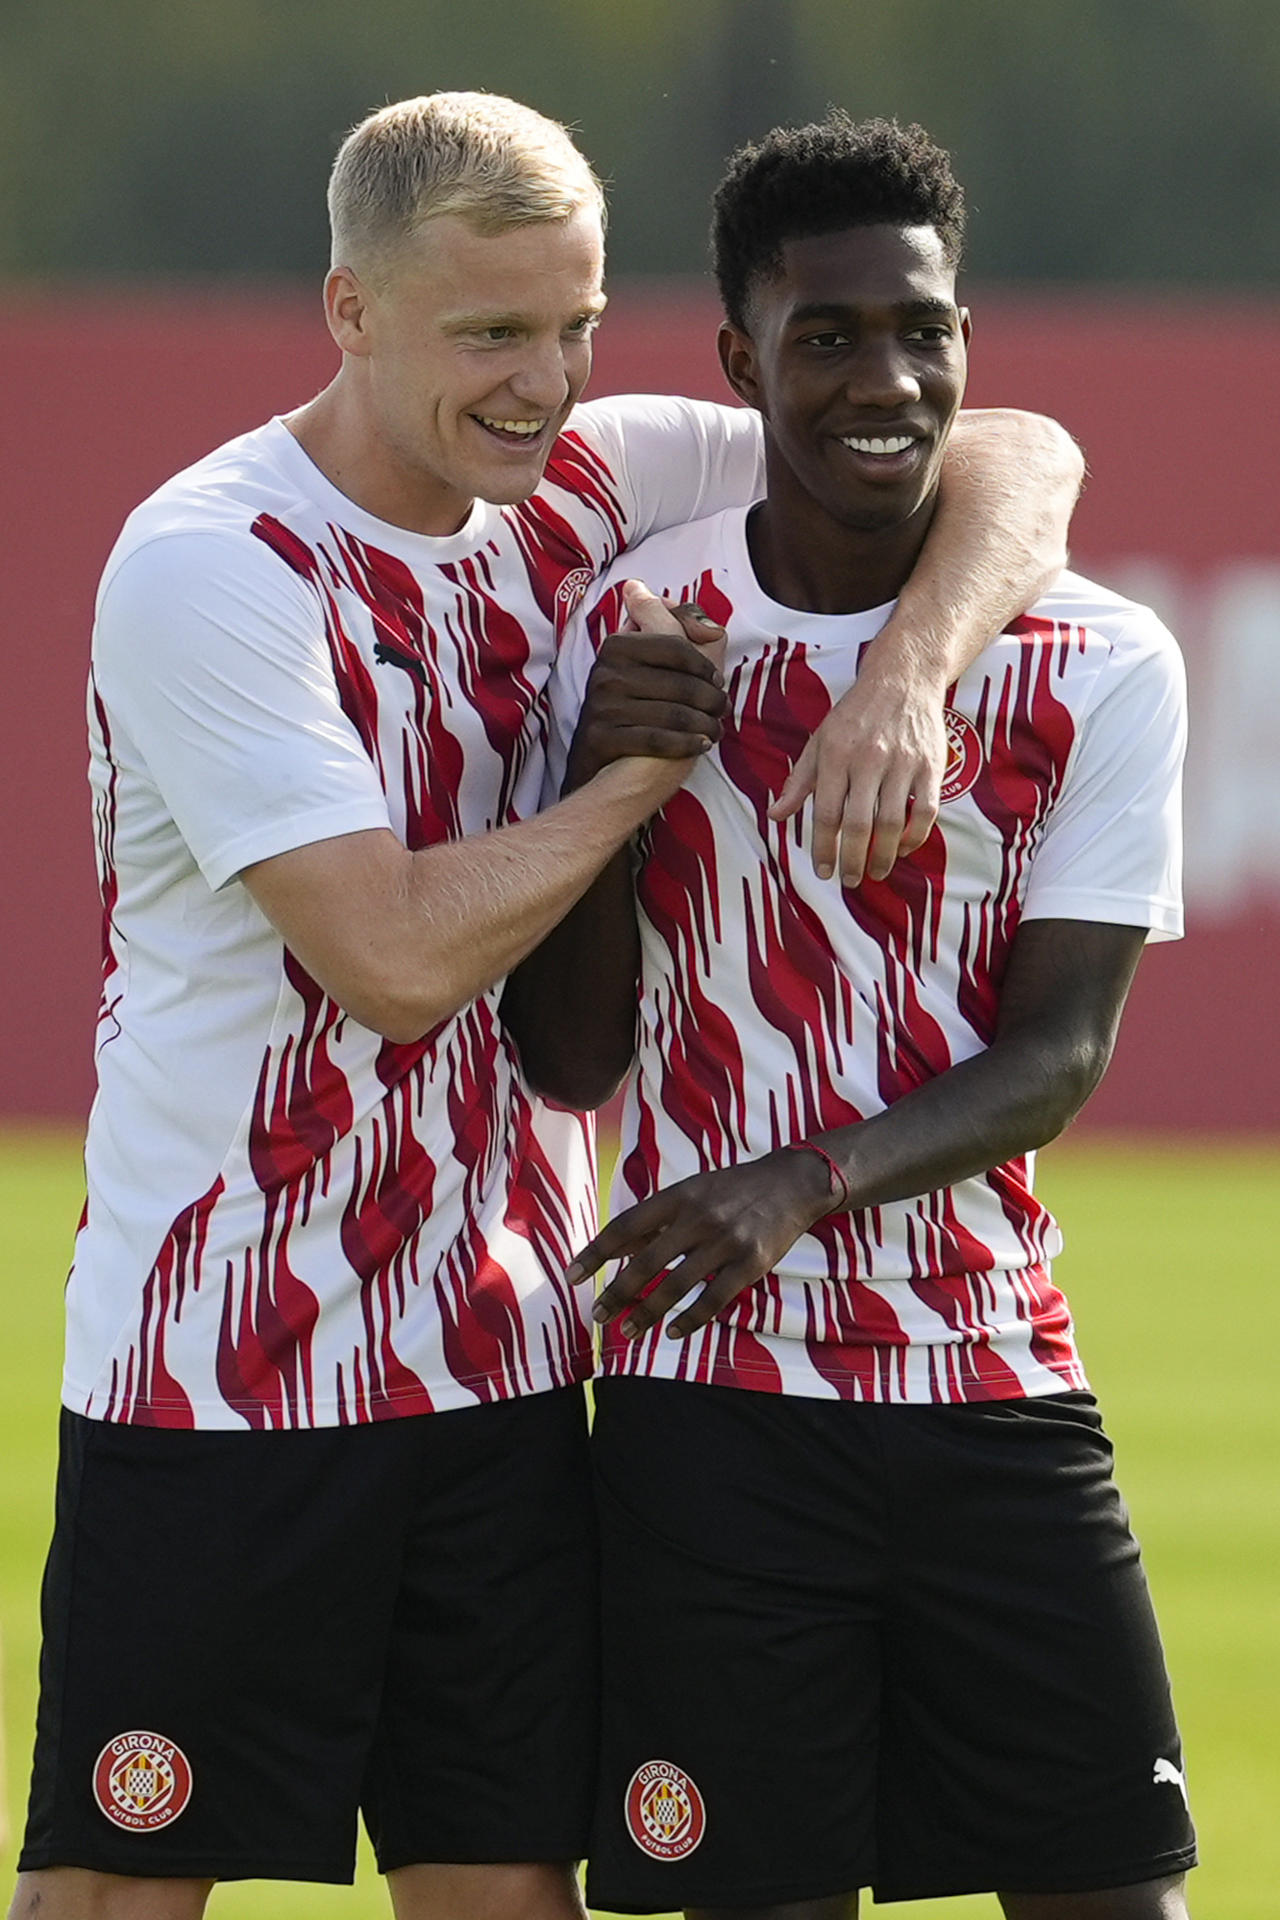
top-left (842, 434), bottom-right (915, 455)
top-left (477, 417), bottom-right (545, 436)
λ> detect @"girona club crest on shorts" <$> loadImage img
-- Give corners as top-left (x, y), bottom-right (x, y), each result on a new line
top-left (624, 1759), bottom-right (706, 1860)
top-left (92, 1730), bottom-right (193, 1833)
top-left (940, 707), bottom-right (983, 803)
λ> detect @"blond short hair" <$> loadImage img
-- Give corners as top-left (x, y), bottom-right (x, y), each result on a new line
top-left (328, 91), bottom-right (606, 277)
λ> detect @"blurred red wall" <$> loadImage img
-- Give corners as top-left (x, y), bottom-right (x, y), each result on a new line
top-left (2, 284), bottom-right (1277, 1128)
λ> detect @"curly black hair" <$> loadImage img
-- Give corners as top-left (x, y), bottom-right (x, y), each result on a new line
top-left (712, 113), bottom-right (966, 331)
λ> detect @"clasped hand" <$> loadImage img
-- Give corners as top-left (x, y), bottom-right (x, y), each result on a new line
top-left (565, 580), bottom-right (728, 790)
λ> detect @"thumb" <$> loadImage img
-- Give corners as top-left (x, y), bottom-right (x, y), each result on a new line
top-left (621, 577), bottom-right (684, 635)
top-left (668, 601), bottom-right (728, 677)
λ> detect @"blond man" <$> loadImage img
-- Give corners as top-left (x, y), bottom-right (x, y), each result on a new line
top-left (11, 93), bottom-right (1080, 1920)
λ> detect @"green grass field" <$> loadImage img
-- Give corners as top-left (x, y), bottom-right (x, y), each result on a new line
top-left (1, 1130), bottom-right (1275, 1918)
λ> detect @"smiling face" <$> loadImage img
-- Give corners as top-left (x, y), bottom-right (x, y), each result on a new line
top-left (324, 205), bottom-right (606, 532)
top-left (720, 223), bottom-right (970, 549)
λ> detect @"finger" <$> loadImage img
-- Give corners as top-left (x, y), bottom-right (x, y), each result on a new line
top-left (767, 738), bottom-right (817, 822)
top-left (665, 602), bottom-right (726, 648)
top-left (622, 578), bottom-right (685, 636)
top-left (667, 1259), bottom-right (762, 1338)
top-left (587, 724), bottom-right (720, 761)
top-left (598, 631), bottom-right (724, 686)
top-left (592, 663), bottom-right (727, 715)
top-left (897, 769), bottom-right (941, 859)
top-left (590, 1227), bottom-right (711, 1325)
top-left (862, 772), bottom-right (913, 884)
top-left (814, 761), bottom-right (871, 885)
top-left (565, 1195), bottom-right (673, 1284)
top-left (613, 1248), bottom-right (725, 1339)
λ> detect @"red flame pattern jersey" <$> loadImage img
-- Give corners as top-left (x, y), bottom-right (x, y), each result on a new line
top-left (554, 508), bottom-right (1186, 1404)
top-left (73, 400), bottom-right (763, 1429)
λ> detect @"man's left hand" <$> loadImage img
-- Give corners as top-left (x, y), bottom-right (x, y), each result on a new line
top-left (566, 1149), bottom-right (834, 1339)
top-left (768, 669), bottom-right (947, 887)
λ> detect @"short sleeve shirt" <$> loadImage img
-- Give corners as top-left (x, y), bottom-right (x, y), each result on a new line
top-left (73, 398), bottom-right (763, 1428)
top-left (554, 509), bottom-right (1186, 1404)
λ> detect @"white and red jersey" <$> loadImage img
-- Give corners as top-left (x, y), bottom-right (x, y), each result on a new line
top-left (555, 506), bottom-right (1185, 1405)
top-left (73, 398), bottom-right (763, 1429)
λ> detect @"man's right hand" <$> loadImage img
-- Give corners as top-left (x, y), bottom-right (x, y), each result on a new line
top-left (566, 579), bottom-right (728, 793)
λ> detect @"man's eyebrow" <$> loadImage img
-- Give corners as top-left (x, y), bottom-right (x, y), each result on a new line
top-left (440, 310), bottom-right (528, 333)
top-left (441, 295), bottom-right (609, 333)
top-left (786, 297), bottom-right (957, 325)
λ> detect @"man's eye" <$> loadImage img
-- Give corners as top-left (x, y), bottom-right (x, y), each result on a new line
top-left (906, 325), bottom-right (953, 345)
top-left (565, 314), bottom-right (600, 337)
top-left (803, 331), bottom-right (852, 350)
top-left (481, 326), bottom-right (517, 343)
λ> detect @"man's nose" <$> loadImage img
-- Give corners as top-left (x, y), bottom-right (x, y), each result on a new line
top-left (846, 339), bottom-right (921, 410)
top-left (510, 338), bottom-right (572, 413)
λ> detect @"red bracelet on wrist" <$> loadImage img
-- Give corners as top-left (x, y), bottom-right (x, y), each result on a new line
top-left (788, 1139), bottom-right (850, 1214)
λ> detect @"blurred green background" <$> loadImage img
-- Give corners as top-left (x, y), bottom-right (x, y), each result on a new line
top-left (2, 1134), bottom-right (1276, 1916)
top-left (2, 0), bottom-right (1279, 290)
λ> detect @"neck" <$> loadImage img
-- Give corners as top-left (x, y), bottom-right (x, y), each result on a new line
top-left (286, 371), bottom-right (475, 537)
top-left (746, 460), bottom-right (938, 616)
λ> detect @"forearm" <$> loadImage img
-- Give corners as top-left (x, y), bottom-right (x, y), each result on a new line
top-left (245, 758), bottom-right (676, 1043)
top-left (572, 923), bottom-right (1147, 1340)
top-left (865, 408), bottom-right (1084, 693)
top-left (814, 917), bottom-right (1143, 1213)
top-left (775, 411), bottom-right (1084, 886)
top-left (576, 1032), bottom-right (1110, 1340)
top-left (388, 766), bottom-right (664, 1038)
top-left (815, 1029), bottom-right (1105, 1217)
top-left (502, 704), bottom-right (646, 1108)
top-left (501, 847), bottom-right (641, 1107)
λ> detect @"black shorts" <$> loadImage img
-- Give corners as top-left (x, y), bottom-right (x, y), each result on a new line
top-left (19, 1388), bottom-right (597, 1883)
top-left (587, 1377), bottom-right (1196, 1912)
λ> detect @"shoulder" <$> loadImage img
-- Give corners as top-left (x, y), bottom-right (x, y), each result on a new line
top-left (989, 568), bottom-right (1185, 725)
top-left (1022, 568), bottom-right (1183, 675)
top-left (547, 394), bottom-right (757, 495)
top-left (589, 506), bottom-right (744, 606)
top-left (556, 507), bottom-right (744, 673)
top-left (98, 422), bottom-right (327, 627)
top-left (565, 393), bottom-right (757, 457)
top-left (107, 420), bottom-right (304, 545)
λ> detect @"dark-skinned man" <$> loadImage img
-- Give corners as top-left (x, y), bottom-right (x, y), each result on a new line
top-left (509, 114), bottom-right (1193, 1920)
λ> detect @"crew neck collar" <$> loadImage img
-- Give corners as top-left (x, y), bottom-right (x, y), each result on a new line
top-left (721, 505), bottom-right (898, 642)
top-left (263, 417), bottom-right (501, 559)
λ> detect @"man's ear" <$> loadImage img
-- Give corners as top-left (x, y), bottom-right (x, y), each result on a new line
top-left (324, 265), bottom-right (375, 358)
top-left (959, 306), bottom-right (972, 349)
top-left (717, 321), bottom-right (763, 409)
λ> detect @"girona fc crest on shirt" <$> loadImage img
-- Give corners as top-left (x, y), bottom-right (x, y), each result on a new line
top-left (92, 1730), bottom-right (193, 1832)
top-left (624, 1759), bottom-right (706, 1860)
top-left (556, 565), bottom-right (595, 613)
top-left (939, 707), bottom-right (983, 802)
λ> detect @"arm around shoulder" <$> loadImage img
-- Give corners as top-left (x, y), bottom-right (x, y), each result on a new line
top-left (887, 406), bottom-right (1085, 685)
top-left (945, 407), bottom-right (1085, 594)
top-left (574, 393), bottom-right (764, 547)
